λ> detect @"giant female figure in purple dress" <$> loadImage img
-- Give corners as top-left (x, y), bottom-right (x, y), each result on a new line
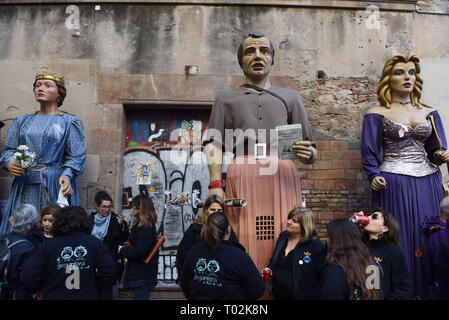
top-left (0, 73), bottom-right (86, 236)
top-left (361, 55), bottom-right (449, 297)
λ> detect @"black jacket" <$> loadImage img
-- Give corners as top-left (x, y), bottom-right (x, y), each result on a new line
top-left (180, 240), bottom-right (265, 300)
top-left (119, 224), bottom-right (158, 285)
top-left (20, 232), bottom-right (115, 300)
top-left (26, 225), bottom-right (50, 249)
top-left (176, 222), bottom-right (239, 279)
top-left (4, 232), bottom-right (34, 300)
top-left (268, 232), bottom-right (326, 300)
top-left (366, 238), bottom-right (412, 300)
top-left (320, 264), bottom-right (350, 300)
top-left (90, 212), bottom-right (129, 279)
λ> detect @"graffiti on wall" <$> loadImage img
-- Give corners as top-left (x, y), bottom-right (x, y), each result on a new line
top-left (122, 147), bottom-right (210, 248)
top-left (122, 108), bottom-right (211, 284)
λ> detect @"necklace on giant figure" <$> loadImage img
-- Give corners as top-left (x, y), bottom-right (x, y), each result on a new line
top-left (391, 100), bottom-right (412, 105)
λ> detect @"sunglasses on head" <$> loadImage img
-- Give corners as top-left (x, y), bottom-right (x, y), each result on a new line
top-left (208, 208), bottom-right (222, 212)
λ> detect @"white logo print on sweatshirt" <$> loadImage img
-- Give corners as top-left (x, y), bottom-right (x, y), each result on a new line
top-left (56, 245), bottom-right (90, 270)
top-left (193, 258), bottom-right (222, 287)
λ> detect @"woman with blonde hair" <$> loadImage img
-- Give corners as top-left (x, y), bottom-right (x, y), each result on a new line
top-left (267, 207), bottom-right (326, 300)
top-left (361, 55), bottom-right (449, 297)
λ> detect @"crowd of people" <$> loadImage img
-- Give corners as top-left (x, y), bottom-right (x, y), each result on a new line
top-left (2, 191), bottom-right (448, 300)
top-left (1, 189), bottom-right (160, 300)
top-left (177, 196), bottom-right (449, 300)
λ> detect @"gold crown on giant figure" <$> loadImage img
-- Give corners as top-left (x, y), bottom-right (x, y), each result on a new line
top-left (35, 72), bottom-right (65, 84)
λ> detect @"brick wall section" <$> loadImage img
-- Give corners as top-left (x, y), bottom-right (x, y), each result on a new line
top-left (298, 77), bottom-right (378, 141)
top-left (297, 139), bottom-right (372, 240)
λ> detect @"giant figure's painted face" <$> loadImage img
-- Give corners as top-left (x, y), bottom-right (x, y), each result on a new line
top-left (33, 79), bottom-right (60, 105)
top-left (390, 61), bottom-right (416, 96)
top-left (241, 36), bottom-right (273, 80)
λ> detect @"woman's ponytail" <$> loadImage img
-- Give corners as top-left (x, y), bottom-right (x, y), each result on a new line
top-left (201, 211), bottom-right (229, 250)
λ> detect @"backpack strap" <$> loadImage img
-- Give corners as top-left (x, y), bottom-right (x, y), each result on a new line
top-left (7, 239), bottom-right (28, 249)
top-left (240, 84), bottom-right (289, 115)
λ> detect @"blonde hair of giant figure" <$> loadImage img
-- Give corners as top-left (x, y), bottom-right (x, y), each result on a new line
top-left (377, 55), bottom-right (428, 109)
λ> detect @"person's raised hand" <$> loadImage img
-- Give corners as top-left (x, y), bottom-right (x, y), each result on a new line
top-left (351, 211), bottom-right (365, 219)
top-left (117, 214), bottom-right (124, 225)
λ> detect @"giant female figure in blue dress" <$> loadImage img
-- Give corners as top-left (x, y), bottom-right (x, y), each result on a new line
top-left (0, 73), bottom-right (86, 235)
top-left (361, 55), bottom-right (449, 297)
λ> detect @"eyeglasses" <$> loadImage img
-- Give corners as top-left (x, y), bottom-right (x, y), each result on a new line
top-left (100, 205), bottom-right (113, 209)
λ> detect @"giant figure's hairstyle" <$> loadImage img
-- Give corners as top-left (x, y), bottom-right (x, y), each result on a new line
top-left (377, 55), bottom-right (428, 109)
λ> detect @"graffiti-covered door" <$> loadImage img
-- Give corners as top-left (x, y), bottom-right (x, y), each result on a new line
top-left (122, 106), bottom-right (211, 286)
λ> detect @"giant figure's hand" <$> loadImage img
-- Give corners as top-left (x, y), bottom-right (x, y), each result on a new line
top-left (8, 160), bottom-right (25, 176)
top-left (204, 143), bottom-right (225, 200)
top-left (59, 176), bottom-right (73, 196)
top-left (207, 187), bottom-right (225, 201)
top-left (434, 150), bottom-right (449, 163)
top-left (292, 140), bottom-right (317, 164)
top-left (371, 176), bottom-right (387, 191)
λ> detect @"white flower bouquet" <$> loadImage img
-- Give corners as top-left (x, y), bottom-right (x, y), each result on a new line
top-left (13, 145), bottom-right (36, 169)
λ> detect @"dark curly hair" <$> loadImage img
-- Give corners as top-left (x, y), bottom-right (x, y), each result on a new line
top-left (37, 205), bottom-right (61, 228)
top-left (52, 206), bottom-right (93, 236)
top-left (94, 190), bottom-right (113, 207)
